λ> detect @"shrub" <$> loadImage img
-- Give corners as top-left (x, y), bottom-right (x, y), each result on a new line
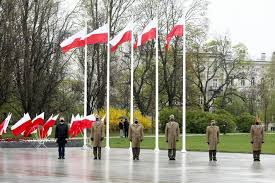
top-left (98, 107), bottom-right (152, 131)
top-left (186, 109), bottom-right (236, 134)
top-left (236, 113), bottom-right (255, 132)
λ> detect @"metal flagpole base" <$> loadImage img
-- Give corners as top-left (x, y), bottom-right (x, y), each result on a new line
top-left (81, 144), bottom-right (89, 150)
top-left (105, 146), bottom-right (110, 150)
top-left (181, 149), bottom-right (187, 153)
top-left (154, 148), bottom-right (159, 152)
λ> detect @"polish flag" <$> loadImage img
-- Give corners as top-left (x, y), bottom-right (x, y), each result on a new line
top-left (165, 17), bottom-right (184, 49)
top-left (109, 21), bottom-right (133, 52)
top-left (23, 113), bottom-right (45, 137)
top-left (83, 24), bottom-right (108, 45)
top-left (40, 114), bottom-right (59, 138)
top-left (69, 114), bottom-right (82, 138)
top-left (11, 113), bottom-right (32, 136)
top-left (0, 113), bottom-right (12, 136)
top-left (60, 30), bottom-right (86, 53)
top-left (81, 114), bottom-right (96, 129)
top-left (134, 18), bottom-right (157, 48)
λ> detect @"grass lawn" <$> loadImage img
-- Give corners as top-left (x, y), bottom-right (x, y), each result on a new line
top-left (105, 133), bottom-right (275, 154)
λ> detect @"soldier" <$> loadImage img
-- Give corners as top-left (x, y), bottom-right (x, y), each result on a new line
top-left (91, 115), bottom-right (104, 160)
top-left (55, 117), bottom-right (68, 159)
top-left (206, 120), bottom-right (220, 161)
top-left (165, 114), bottom-right (180, 160)
top-left (250, 118), bottom-right (264, 161)
top-left (129, 119), bottom-right (144, 160)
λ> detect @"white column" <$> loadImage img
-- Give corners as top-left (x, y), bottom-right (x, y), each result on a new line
top-left (83, 20), bottom-right (88, 150)
top-left (130, 19), bottom-right (134, 150)
top-left (154, 17), bottom-right (159, 152)
top-left (181, 16), bottom-right (186, 153)
top-left (106, 14), bottom-right (110, 150)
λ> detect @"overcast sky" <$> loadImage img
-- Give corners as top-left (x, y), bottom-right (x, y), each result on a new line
top-left (207, 0), bottom-right (275, 60)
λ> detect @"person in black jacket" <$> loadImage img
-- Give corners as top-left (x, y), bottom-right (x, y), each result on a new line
top-left (124, 119), bottom-right (129, 138)
top-left (55, 117), bottom-right (68, 159)
top-left (119, 119), bottom-right (124, 138)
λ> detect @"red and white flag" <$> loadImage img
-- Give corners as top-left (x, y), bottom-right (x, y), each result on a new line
top-left (165, 17), bottom-right (184, 49)
top-left (109, 21), bottom-right (134, 52)
top-left (24, 112), bottom-right (45, 137)
top-left (83, 24), bottom-right (108, 45)
top-left (81, 114), bottom-right (96, 129)
top-left (69, 114), bottom-right (82, 138)
top-left (0, 113), bottom-right (12, 136)
top-left (11, 113), bottom-right (32, 136)
top-left (135, 18), bottom-right (157, 48)
top-left (60, 30), bottom-right (86, 53)
top-left (40, 114), bottom-right (59, 138)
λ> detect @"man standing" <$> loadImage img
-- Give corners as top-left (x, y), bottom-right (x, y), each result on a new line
top-left (119, 119), bottom-right (124, 138)
top-left (206, 120), bottom-right (220, 161)
top-left (55, 117), bottom-right (68, 159)
top-left (124, 118), bottom-right (129, 138)
top-left (250, 118), bottom-right (264, 161)
top-left (165, 115), bottom-right (180, 160)
top-left (129, 119), bottom-right (144, 160)
top-left (91, 115), bottom-right (104, 160)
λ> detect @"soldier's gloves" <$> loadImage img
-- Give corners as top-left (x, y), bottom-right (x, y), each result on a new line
top-left (262, 141), bottom-right (264, 143)
top-left (101, 137), bottom-right (104, 141)
top-left (91, 138), bottom-right (94, 141)
top-left (250, 141), bottom-right (253, 144)
top-left (176, 139), bottom-right (179, 142)
top-left (130, 139), bottom-right (132, 142)
top-left (140, 139), bottom-right (143, 142)
top-left (166, 140), bottom-right (168, 142)
top-left (207, 142), bottom-right (209, 144)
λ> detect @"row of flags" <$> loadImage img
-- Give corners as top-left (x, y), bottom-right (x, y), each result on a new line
top-left (60, 17), bottom-right (184, 53)
top-left (0, 113), bottom-right (97, 139)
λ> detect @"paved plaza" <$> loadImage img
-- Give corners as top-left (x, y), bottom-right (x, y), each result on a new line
top-left (0, 147), bottom-right (274, 183)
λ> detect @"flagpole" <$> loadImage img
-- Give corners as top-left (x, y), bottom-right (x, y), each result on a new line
top-left (154, 16), bottom-right (159, 152)
top-left (181, 15), bottom-right (186, 153)
top-left (82, 19), bottom-right (88, 150)
top-left (106, 12), bottom-right (111, 150)
top-left (130, 17), bottom-right (134, 151)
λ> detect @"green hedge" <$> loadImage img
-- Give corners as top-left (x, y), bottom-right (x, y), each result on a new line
top-left (236, 113), bottom-right (255, 132)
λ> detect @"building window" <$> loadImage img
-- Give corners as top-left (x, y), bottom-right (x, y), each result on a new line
top-left (241, 79), bottom-right (245, 86)
top-left (251, 77), bottom-right (255, 86)
top-left (213, 79), bottom-right (218, 88)
top-left (199, 96), bottom-right (203, 105)
top-left (231, 79), bottom-right (234, 86)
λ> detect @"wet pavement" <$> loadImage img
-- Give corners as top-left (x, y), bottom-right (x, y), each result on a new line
top-left (0, 148), bottom-right (274, 182)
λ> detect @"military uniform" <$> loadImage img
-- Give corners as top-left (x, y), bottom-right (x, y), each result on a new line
top-left (206, 122), bottom-right (220, 161)
top-left (250, 124), bottom-right (264, 161)
top-left (165, 116), bottom-right (180, 160)
top-left (91, 121), bottom-right (104, 160)
top-left (129, 121), bottom-right (144, 160)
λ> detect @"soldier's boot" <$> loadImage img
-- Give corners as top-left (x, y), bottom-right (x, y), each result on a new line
top-left (253, 151), bottom-right (256, 161)
top-left (168, 149), bottom-right (172, 160)
top-left (172, 149), bottom-right (176, 160)
top-left (93, 147), bottom-right (98, 160)
top-left (132, 148), bottom-right (136, 160)
top-left (136, 148), bottom-right (140, 160)
top-left (209, 150), bottom-right (213, 161)
top-left (257, 151), bottom-right (261, 161)
top-left (98, 147), bottom-right (101, 160)
top-left (213, 150), bottom-right (217, 161)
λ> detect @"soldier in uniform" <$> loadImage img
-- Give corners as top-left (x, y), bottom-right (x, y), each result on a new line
top-left (206, 120), bottom-right (220, 161)
top-left (91, 115), bottom-right (104, 160)
top-left (250, 118), bottom-right (264, 161)
top-left (165, 114), bottom-right (180, 160)
top-left (129, 119), bottom-right (144, 160)
top-left (55, 117), bottom-right (68, 159)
